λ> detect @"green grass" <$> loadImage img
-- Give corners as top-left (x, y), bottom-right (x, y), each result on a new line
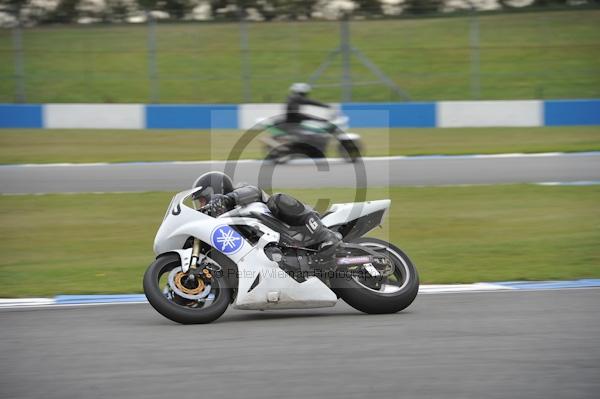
top-left (1, 185), bottom-right (598, 297)
top-left (1, 126), bottom-right (599, 164)
top-left (0, 10), bottom-right (599, 103)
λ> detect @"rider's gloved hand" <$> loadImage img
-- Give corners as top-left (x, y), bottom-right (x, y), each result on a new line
top-left (203, 194), bottom-right (233, 217)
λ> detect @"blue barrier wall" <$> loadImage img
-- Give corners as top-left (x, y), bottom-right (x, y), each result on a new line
top-left (544, 100), bottom-right (600, 126)
top-left (341, 102), bottom-right (436, 128)
top-left (0, 100), bottom-right (599, 129)
top-left (0, 104), bottom-right (43, 128)
top-left (146, 104), bottom-right (238, 129)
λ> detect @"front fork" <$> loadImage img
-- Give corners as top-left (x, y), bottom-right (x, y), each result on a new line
top-left (179, 238), bottom-right (200, 273)
top-left (180, 238), bottom-right (219, 280)
top-left (189, 238), bottom-right (201, 270)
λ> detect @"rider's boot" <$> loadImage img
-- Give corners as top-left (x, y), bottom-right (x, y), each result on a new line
top-left (304, 214), bottom-right (341, 272)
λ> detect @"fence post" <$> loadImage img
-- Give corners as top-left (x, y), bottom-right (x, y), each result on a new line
top-left (340, 15), bottom-right (352, 102)
top-left (12, 10), bottom-right (26, 103)
top-left (146, 10), bottom-right (160, 103)
top-left (239, 12), bottom-right (252, 103)
top-left (469, 8), bottom-right (481, 100)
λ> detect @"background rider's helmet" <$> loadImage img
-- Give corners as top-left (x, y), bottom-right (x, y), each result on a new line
top-left (289, 82), bottom-right (311, 95)
top-left (192, 171), bottom-right (233, 208)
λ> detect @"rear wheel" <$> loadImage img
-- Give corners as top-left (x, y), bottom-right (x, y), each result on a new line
top-left (143, 254), bottom-right (231, 324)
top-left (332, 237), bottom-right (419, 314)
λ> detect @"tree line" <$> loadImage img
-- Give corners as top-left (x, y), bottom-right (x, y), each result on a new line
top-left (1, 0), bottom-right (597, 25)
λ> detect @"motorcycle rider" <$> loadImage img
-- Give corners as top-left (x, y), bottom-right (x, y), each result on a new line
top-left (285, 82), bottom-right (331, 126)
top-left (192, 171), bottom-right (340, 264)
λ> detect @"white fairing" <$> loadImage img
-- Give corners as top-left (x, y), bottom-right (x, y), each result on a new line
top-left (337, 132), bottom-right (360, 141)
top-left (153, 189), bottom-right (389, 310)
top-left (331, 115), bottom-right (349, 130)
top-left (321, 199), bottom-right (390, 228)
top-left (153, 188), bottom-right (337, 310)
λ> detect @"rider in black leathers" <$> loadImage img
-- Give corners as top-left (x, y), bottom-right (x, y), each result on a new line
top-left (192, 172), bottom-right (340, 262)
top-left (285, 82), bottom-right (331, 125)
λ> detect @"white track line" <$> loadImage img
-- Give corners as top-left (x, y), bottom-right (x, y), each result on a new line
top-left (3, 282), bottom-right (600, 309)
top-left (3, 181), bottom-right (600, 196)
top-left (5, 151), bottom-right (600, 168)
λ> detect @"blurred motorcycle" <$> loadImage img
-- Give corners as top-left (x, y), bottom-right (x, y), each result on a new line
top-left (258, 108), bottom-right (364, 163)
top-left (143, 186), bottom-right (419, 324)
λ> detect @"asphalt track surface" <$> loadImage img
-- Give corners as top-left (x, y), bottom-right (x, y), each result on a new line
top-left (2, 152), bottom-right (600, 193)
top-left (1, 289), bottom-right (598, 399)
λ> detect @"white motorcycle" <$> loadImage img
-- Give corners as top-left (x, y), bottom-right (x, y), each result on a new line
top-left (143, 187), bottom-right (419, 324)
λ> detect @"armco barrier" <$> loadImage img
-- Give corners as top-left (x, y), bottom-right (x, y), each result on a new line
top-left (437, 100), bottom-right (542, 127)
top-left (0, 104), bottom-right (43, 128)
top-left (45, 104), bottom-right (144, 129)
top-left (341, 102), bottom-right (436, 128)
top-left (0, 100), bottom-right (598, 129)
top-left (544, 100), bottom-right (600, 126)
top-left (146, 104), bottom-right (238, 129)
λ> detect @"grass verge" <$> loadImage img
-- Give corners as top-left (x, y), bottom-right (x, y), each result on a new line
top-left (0, 184), bottom-right (598, 297)
top-left (0, 10), bottom-right (599, 102)
top-left (1, 126), bottom-right (599, 164)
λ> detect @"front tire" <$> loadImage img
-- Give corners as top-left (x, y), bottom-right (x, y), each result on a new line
top-left (337, 139), bottom-right (363, 163)
top-left (333, 237), bottom-right (419, 314)
top-left (143, 254), bottom-right (231, 324)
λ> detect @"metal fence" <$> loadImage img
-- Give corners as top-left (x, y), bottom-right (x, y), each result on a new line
top-left (1, 8), bottom-right (599, 104)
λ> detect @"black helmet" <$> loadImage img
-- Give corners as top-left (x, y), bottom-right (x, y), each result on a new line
top-left (192, 171), bottom-right (233, 206)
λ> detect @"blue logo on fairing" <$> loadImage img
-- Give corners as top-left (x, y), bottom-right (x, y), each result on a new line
top-left (211, 225), bottom-right (243, 254)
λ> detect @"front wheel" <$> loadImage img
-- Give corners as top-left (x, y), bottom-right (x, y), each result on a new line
top-left (332, 237), bottom-right (419, 314)
top-left (143, 254), bottom-right (231, 324)
top-left (337, 139), bottom-right (363, 163)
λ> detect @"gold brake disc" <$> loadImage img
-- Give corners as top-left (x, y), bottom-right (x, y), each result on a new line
top-left (174, 272), bottom-right (205, 295)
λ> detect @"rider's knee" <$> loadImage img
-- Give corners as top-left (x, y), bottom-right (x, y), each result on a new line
top-left (268, 193), bottom-right (309, 225)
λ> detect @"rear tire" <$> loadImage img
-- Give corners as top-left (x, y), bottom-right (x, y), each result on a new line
top-left (333, 237), bottom-right (419, 314)
top-left (143, 254), bottom-right (231, 324)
